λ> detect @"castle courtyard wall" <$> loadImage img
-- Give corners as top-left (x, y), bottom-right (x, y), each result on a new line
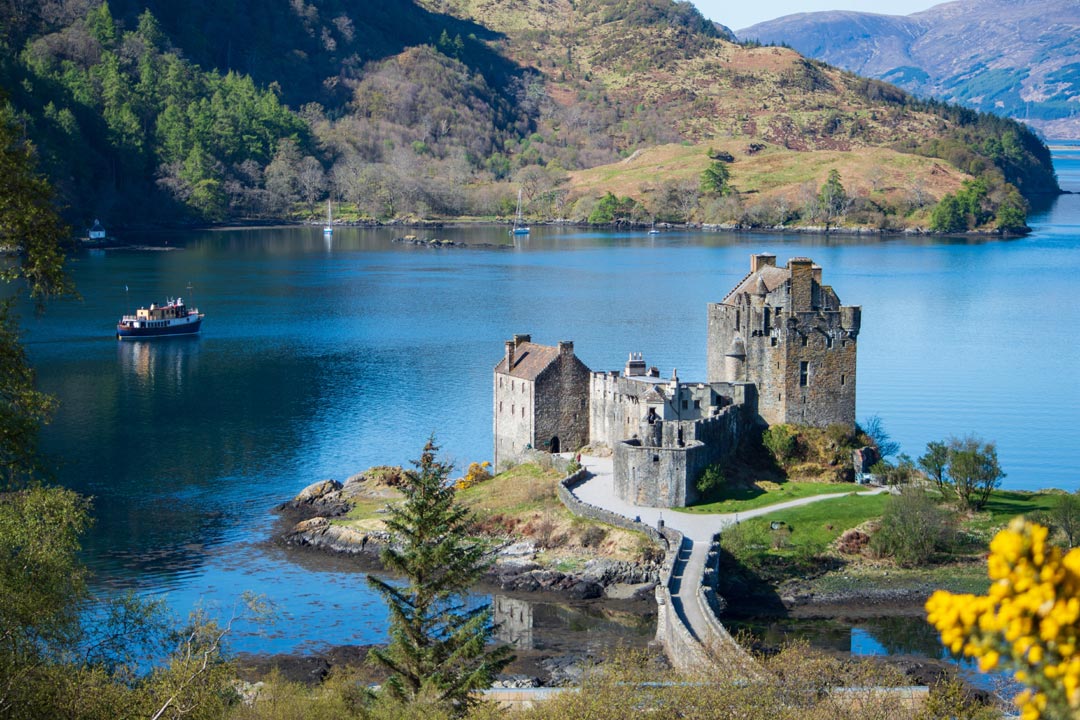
top-left (613, 406), bottom-right (749, 507)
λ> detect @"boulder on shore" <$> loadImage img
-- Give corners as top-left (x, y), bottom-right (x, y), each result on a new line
top-left (277, 479), bottom-right (349, 517)
top-left (281, 517), bottom-right (386, 557)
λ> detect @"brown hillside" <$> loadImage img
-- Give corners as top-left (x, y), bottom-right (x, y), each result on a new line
top-left (418, 0), bottom-right (1010, 225)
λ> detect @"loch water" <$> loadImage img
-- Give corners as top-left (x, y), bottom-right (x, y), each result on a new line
top-left (17, 144), bottom-right (1080, 656)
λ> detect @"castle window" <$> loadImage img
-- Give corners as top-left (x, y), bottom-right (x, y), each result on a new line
top-left (499, 401), bottom-right (503, 412)
top-left (694, 400), bottom-right (701, 409)
top-left (511, 404), bottom-right (515, 415)
top-left (682, 400), bottom-right (688, 410)
top-left (771, 337), bottom-right (777, 347)
top-left (841, 374), bottom-right (846, 386)
top-left (511, 380), bottom-right (515, 391)
top-left (652, 455), bottom-right (659, 462)
top-left (522, 383), bottom-right (526, 394)
top-left (521, 407), bottom-right (525, 418)
top-left (499, 377), bottom-right (502, 387)
top-left (799, 361), bottom-right (809, 387)
top-left (801, 336), bottom-right (809, 347)
top-left (735, 309), bottom-right (740, 331)
top-left (826, 335), bottom-right (833, 348)
top-left (763, 307), bottom-right (771, 333)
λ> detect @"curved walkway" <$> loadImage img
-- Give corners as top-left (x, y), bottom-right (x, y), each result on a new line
top-left (572, 455), bottom-right (887, 665)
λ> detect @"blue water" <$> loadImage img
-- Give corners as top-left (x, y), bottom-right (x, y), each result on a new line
top-left (16, 146), bottom-right (1080, 654)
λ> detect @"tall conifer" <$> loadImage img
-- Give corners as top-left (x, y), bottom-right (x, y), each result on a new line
top-left (368, 437), bottom-right (512, 713)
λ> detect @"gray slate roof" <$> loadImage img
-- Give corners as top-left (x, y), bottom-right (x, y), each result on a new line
top-left (722, 265), bottom-right (792, 304)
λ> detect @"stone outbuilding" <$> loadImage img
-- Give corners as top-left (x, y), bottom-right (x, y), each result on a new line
top-left (492, 335), bottom-right (591, 470)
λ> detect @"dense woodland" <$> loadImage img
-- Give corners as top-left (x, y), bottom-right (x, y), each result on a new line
top-left (0, 0), bottom-right (1062, 232)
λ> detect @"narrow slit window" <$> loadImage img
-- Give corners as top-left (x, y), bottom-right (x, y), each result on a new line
top-left (799, 361), bottom-right (809, 387)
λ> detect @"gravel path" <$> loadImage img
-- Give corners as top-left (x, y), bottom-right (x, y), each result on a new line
top-left (572, 455), bottom-right (887, 651)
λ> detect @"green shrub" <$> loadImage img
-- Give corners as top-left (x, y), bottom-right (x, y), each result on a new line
top-left (870, 487), bottom-right (954, 566)
top-left (762, 425), bottom-right (798, 463)
top-left (695, 464), bottom-right (726, 496)
top-left (578, 525), bottom-right (608, 548)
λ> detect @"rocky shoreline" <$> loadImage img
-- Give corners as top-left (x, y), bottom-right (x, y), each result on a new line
top-left (274, 477), bottom-right (659, 602)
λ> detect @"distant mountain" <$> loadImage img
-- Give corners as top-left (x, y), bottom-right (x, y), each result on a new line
top-left (738, 0), bottom-right (1080, 139)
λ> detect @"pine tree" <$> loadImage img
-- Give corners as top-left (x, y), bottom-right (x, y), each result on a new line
top-left (368, 437), bottom-right (512, 713)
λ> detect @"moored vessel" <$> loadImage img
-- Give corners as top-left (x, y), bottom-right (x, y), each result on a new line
top-left (117, 297), bottom-right (203, 339)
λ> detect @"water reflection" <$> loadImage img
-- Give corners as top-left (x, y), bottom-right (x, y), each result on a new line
top-left (117, 334), bottom-right (200, 388)
top-left (491, 594), bottom-right (654, 654)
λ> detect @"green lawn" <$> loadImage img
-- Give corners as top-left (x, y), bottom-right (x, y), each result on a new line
top-left (744, 493), bottom-right (890, 552)
top-left (969, 489), bottom-right (1062, 530)
top-left (676, 481), bottom-right (863, 515)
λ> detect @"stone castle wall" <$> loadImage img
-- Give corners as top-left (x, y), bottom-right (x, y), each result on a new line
top-left (588, 372), bottom-right (644, 449)
top-left (613, 405), bottom-right (749, 507)
top-left (778, 316), bottom-right (858, 427)
top-left (533, 348), bottom-right (591, 455)
top-left (493, 375), bottom-right (535, 470)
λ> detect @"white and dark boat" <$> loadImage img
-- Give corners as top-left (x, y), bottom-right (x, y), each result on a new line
top-left (117, 297), bottom-right (203, 339)
top-left (510, 188), bottom-right (530, 236)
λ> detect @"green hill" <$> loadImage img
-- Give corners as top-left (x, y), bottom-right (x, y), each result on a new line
top-left (0, 0), bottom-right (1059, 231)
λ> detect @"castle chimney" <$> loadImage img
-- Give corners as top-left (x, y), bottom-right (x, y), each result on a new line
top-left (505, 340), bottom-right (515, 370)
top-left (558, 340), bottom-right (574, 356)
top-left (625, 352), bottom-right (647, 377)
top-left (513, 333), bottom-right (531, 348)
top-left (751, 253), bottom-right (777, 273)
top-left (788, 257), bottom-right (814, 312)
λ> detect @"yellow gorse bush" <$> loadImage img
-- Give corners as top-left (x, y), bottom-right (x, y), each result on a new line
top-left (454, 461), bottom-right (492, 490)
top-left (926, 518), bottom-right (1080, 719)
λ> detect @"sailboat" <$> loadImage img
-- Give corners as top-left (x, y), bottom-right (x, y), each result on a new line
top-left (510, 188), bottom-right (530, 236)
top-left (323, 200), bottom-right (334, 236)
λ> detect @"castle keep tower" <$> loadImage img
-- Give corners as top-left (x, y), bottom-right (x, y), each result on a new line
top-left (706, 255), bottom-right (860, 427)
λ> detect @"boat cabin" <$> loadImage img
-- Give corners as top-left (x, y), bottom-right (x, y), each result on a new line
top-left (136, 299), bottom-right (188, 321)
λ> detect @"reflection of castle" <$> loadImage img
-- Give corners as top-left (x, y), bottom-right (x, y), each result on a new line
top-left (493, 254), bottom-right (861, 508)
top-left (493, 595), bottom-right (534, 649)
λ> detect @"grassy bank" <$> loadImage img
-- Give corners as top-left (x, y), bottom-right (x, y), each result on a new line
top-left (676, 480), bottom-right (862, 514)
top-left (719, 487), bottom-right (1071, 608)
top-left (332, 463), bottom-right (655, 567)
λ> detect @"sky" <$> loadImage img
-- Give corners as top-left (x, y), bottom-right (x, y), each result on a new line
top-left (691, 0), bottom-right (943, 32)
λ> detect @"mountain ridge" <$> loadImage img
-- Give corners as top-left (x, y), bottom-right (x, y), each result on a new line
top-left (739, 0), bottom-right (1080, 139)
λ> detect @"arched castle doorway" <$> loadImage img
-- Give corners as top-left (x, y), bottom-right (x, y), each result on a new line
top-left (549, 436), bottom-right (560, 453)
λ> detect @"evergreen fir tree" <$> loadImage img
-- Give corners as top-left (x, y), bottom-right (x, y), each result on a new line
top-left (368, 437), bottom-right (512, 713)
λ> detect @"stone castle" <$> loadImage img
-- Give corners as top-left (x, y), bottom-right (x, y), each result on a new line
top-left (493, 254), bottom-right (861, 508)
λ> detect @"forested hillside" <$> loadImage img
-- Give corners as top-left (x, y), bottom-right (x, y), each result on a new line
top-left (0, 0), bottom-right (1060, 232)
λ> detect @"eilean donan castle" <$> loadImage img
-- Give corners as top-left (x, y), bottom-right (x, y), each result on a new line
top-left (493, 254), bottom-right (861, 508)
